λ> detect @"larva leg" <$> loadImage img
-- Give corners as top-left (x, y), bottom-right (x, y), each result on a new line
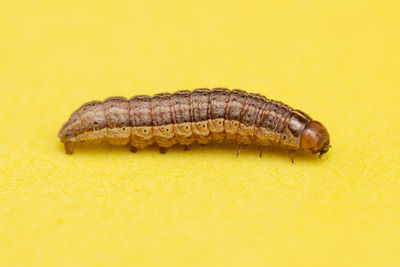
top-left (159, 147), bottom-right (168, 154)
top-left (183, 145), bottom-right (190, 151)
top-left (288, 150), bottom-right (295, 164)
top-left (258, 146), bottom-right (263, 157)
top-left (236, 145), bottom-right (245, 157)
top-left (130, 146), bottom-right (138, 153)
top-left (64, 141), bottom-right (76, 154)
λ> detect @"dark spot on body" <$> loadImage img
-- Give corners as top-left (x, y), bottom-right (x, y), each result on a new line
top-left (268, 119), bottom-right (274, 129)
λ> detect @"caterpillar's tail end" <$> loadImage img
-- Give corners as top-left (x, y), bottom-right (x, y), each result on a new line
top-left (58, 120), bottom-right (74, 140)
top-left (63, 141), bottom-right (76, 154)
top-left (59, 120), bottom-right (77, 154)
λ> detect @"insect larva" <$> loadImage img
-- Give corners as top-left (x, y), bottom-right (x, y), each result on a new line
top-left (58, 88), bottom-right (331, 161)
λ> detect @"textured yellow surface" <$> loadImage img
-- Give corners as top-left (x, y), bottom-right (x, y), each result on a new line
top-left (1, 1), bottom-right (400, 266)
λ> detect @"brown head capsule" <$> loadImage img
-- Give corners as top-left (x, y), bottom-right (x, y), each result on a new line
top-left (300, 121), bottom-right (330, 158)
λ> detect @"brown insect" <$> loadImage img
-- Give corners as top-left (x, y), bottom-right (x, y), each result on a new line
top-left (58, 88), bottom-right (330, 162)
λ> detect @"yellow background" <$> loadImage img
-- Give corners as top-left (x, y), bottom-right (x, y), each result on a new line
top-left (1, 0), bottom-right (400, 266)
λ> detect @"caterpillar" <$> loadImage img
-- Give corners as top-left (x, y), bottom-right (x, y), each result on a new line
top-left (58, 88), bottom-right (330, 161)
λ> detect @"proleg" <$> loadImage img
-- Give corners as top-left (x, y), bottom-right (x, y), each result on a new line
top-left (58, 88), bottom-right (331, 160)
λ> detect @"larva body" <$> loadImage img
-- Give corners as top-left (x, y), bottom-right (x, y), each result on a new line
top-left (59, 88), bottom-right (330, 159)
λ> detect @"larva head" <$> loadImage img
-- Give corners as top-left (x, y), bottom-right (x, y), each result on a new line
top-left (300, 121), bottom-right (330, 158)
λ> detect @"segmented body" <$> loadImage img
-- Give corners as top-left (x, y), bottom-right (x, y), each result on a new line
top-left (59, 88), bottom-right (312, 154)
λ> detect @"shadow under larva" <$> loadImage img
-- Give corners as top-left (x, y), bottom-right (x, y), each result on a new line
top-left (58, 88), bottom-right (331, 162)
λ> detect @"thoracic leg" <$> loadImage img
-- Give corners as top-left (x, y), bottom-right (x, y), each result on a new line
top-left (236, 144), bottom-right (246, 157)
top-left (288, 150), bottom-right (295, 164)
